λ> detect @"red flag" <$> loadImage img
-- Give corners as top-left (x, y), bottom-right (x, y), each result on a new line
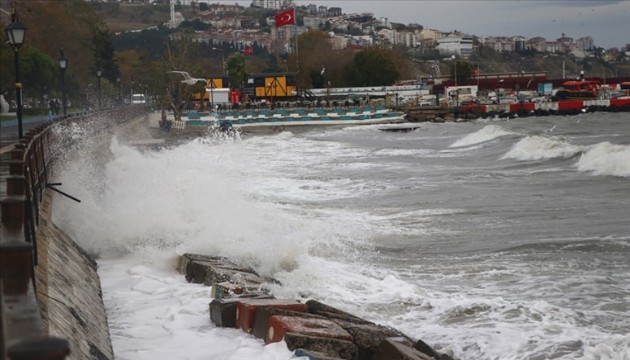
top-left (275, 8), bottom-right (295, 28)
top-left (243, 47), bottom-right (253, 55)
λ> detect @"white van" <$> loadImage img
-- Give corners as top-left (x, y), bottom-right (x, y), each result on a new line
top-left (131, 94), bottom-right (146, 104)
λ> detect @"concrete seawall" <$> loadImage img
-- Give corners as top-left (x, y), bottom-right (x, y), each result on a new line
top-left (35, 189), bottom-right (114, 360)
top-left (1, 107), bottom-right (147, 359)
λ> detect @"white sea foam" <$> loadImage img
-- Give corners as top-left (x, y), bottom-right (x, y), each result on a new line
top-left (50, 114), bottom-right (630, 360)
top-left (576, 141), bottom-right (630, 178)
top-left (502, 135), bottom-right (585, 161)
top-left (450, 124), bottom-right (516, 147)
top-left (98, 254), bottom-right (300, 360)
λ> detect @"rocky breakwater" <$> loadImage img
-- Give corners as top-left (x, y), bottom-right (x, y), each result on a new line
top-left (179, 253), bottom-right (455, 360)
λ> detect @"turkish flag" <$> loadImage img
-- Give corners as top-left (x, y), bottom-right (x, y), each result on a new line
top-left (275, 8), bottom-right (295, 28)
top-left (243, 47), bottom-right (253, 55)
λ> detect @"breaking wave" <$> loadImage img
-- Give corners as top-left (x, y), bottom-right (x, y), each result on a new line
top-left (502, 135), bottom-right (585, 161)
top-left (450, 124), bottom-right (516, 147)
top-left (576, 141), bottom-right (630, 178)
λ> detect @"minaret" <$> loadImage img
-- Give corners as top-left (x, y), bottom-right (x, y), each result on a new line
top-left (170, 0), bottom-right (175, 28)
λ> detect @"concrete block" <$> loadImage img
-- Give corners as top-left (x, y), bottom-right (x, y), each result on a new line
top-left (179, 253), bottom-right (278, 289)
top-left (414, 339), bottom-right (441, 360)
top-left (209, 298), bottom-right (240, 328)
top-left (330, 320), bottom-right (410, 360)
top-left (209, 294), bottom-right (273, 327)
top-left (294, 348), bottom-right (345, 360)
top-left (305, 300), bottom-right (372, 325)
top-left (252, 306), bottom-right (324, 339)
top-left (371, 337), bottom-right (433, 360)
top-left (235, 299), bottom-right (306, 332)
top-left (283, 333), bottom-right (358, 360)
top-left (266, 315), bottom-right (353, 344)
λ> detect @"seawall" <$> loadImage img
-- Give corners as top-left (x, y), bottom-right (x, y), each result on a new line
top-left (35, 189), bottom-right (114, 360)
top-left (1, 107), bottom-right (147, 360)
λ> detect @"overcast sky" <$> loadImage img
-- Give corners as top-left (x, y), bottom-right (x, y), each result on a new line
top-left (216, 0), bottom-right (630, 49)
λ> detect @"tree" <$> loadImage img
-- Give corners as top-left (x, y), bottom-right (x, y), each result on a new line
top-left (343, 47), bottom-right (400, 86)
top-left (92, 23), bottom-right (120, 82)
top-left (451, 60), bottom-right (475, 83)
top-left (226, 53), bottom-right (248, 91)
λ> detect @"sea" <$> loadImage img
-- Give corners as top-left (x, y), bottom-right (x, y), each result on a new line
top-left (49, 112), bottom-right (630, 360)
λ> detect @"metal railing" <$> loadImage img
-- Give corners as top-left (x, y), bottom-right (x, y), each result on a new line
top-left (0, 106), bottom-right (147, 360)
top-left (0, 120), bottom-right (69, 360)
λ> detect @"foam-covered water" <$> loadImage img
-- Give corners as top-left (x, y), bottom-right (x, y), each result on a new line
top-left (52, 112), bottom-right (630, 360)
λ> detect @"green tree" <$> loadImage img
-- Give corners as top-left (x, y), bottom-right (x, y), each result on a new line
top-left (92, 23), bottom-right (120, 82)
top-left (226, 53), bottom-right (248, 91)
top-left (451, 60), bottom-right (475, 83)
top-left (343, 48), bottom-right (400, 86)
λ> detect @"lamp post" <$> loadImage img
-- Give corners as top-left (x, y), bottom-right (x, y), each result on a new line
top-left (451, 54), bottom-right (457, 86)
top-left (212, 47), bottom-right (225, 75)
top-left (209, 80), bottom-right (215, 111)
top-left (97, 70), bottom-right (102, 110)
top-left (59, 48), bottom-right (67, 116)
top-left (5, 11), bottom-right (27, 138)
top-left (117, 77), bottom-right (121, 104)
top-left (451, 55), bottom-right (458, 107)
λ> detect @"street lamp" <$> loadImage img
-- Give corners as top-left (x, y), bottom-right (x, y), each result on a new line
top-left (451, 55), bottom-right (458, 107)
top-left (451, 54), bottom-right (457, 86)
top-left (117, 77), bottom-right (121, 104)
top-left (212, 47), bottom-right (225, 75)
top-left (5, 10), bottom-right (27, 138)
top-left (59, 48), bottom-right (67, 116)
top-left (97, 70), bottom-right (102, 110)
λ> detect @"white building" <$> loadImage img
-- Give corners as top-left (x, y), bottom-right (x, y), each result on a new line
top-left (251, 0), bottom-right (292, 10)
top-left (437, 35), bottom-right (473, 58)
top-left (576, 36), bottom-right (594, 51)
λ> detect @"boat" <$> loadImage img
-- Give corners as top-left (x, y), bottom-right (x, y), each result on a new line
top-left (554, 80), bottom-right (600, 100)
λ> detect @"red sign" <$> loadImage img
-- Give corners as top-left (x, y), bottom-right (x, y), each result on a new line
top-left (275, 8), bottom-right (295, 28)
top-left (230, 90), bottom-right (241, 104)
top-left (243, 47), bottom-right (253, 55)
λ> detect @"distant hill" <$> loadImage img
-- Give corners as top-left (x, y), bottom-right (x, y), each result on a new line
top-left (92, 2), bottom-right (194, 33)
